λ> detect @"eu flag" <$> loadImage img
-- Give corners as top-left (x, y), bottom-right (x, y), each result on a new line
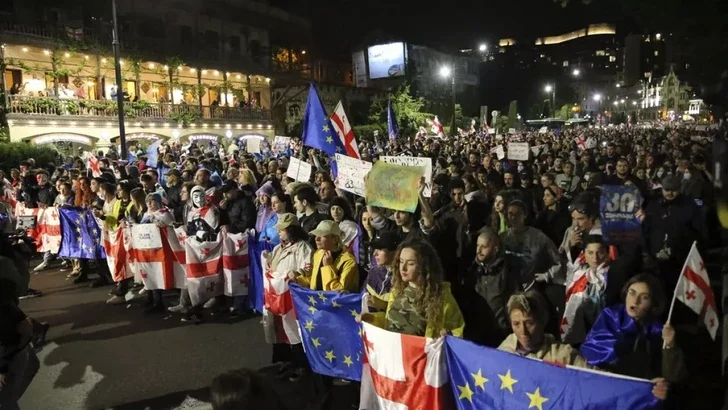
top-left (301, 84), bottom-right (347, 156)
top-left (58, 207), bottom-right (106, 259)
top-left (290, 283), bottom-right (364, 381)
top-left (445, 337), bottom-right (660, 410)
top-left (387, 99), bottom-right (399, 142)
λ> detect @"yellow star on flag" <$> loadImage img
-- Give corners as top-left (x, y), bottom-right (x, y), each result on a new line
top-left (335, 146), bottom-right (342, 153)
top-left (75, 219), bottom-right (81, 224)
top-left (471, 369), bottom-right (489, 390)
top-left (343, 355), bottom-right (354, 367)
top-left (326, 136), bottom-right (333, 144)
top-left (332, 301), bottom-right (341, 308)
top-left (75, 227), bottom-right (81, 233)
top-left (307, 305), bottom-right (317, 314)
top-left (349, 309), bottom-right (358, 317)
top-left (324, 350), bottom-right (336, 363)
top-left (76, 236), bottom-right (82, 243)
top-left (308, 295), bottom-right (317, 306)
top-left (312, 337), bottom-right (322, 348)
top-left (322, 124), bottom-right (330, 132)
top-left (457, 382), bottom-right (474, 403)
top-left (498, 369), bottom-right (518, 393)
top-left (304, 320), bottom-right (315, 332)
top-left (318, 292), bottom-right (328, 302)
top-left (526, 387), bottom-right (549, 410)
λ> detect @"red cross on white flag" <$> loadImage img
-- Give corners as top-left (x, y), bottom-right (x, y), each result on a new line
top-left (330, 101), bottom-right (360, 159)
top-left (674, 242), bottom-right (718, 340)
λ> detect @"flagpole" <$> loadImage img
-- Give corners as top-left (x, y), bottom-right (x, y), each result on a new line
top-left (663, 241), bottom-right (696, 347)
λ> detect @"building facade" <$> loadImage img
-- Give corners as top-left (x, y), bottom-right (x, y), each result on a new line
top-left (0, 0), bottom-right (312, 149)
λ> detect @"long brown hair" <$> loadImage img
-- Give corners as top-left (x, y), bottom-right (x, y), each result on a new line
top-left (74, 176), bottom-right (95, 208)
top-left (391, 240), bottom-right (445, 328)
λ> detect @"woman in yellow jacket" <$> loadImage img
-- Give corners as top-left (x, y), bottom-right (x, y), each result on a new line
top-left (293, 220), bottom-right (359, 292)
top-left (359, 239), bottom-right (465, 339)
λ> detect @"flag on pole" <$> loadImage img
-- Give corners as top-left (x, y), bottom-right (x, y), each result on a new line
top-left (330, 101), bottom-right (360, 159)
top-left (673, 242), bottom-right (718, 339)
top-left (387, 99), bottom-right (399, 142)
top-left (146, 139), bottom-right (162, 168)
top-left (427, 116), bottom-right (445, 137)
top-left (575, 135), bottom-right (587, 151)
top-left (87, 153), bottom-right (102, 177)
top-left (359, 322), bottom-right (449, 409)
top-left (301, 84), bottom-right (347, 156)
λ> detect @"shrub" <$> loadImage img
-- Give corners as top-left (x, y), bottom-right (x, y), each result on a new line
top-left (0, 143), bottom-right (61, 175)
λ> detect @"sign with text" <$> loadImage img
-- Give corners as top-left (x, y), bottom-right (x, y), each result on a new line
top-left (507, 142), bottom-right (529, 161)
top-left (490, 145), bottom-right (505, 160)
top-left (365, 162), bottom-right (423, 213)
top-left (272, 136), bottom-right (291, 154)
top-left (539, 126), bottom-right (548, 134)
top-left (286, 158), bottom-right (312, 183)
top-left (130, 224), bottom-right (163, 250)
top-left (380, 156), bottom-right (433, 197)
top-left (600, 185), bottom-right (642, 244)
top-left (334, 154), bottom-right (372, 197)
top-left (246, 137), bottom-right (261, 154)
top-left (508, 128), bottom-right (516, 134)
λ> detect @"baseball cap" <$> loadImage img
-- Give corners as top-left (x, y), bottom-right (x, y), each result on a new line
top-left (370, 230), bottom-right (401, 252)
top-left (309, 220), bottom-right (342, 238)
top-left (274, 213), bottom-right (298, 230)
top-left (662, 175), bottom-right (682, 191)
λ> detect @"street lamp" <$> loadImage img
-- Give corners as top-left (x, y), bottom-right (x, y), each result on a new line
top-left (593, 93), bottom-right (602, 101)
top-left (478, 44), bottom-right (487, 52)
top-left (572, 69), bottom-right (581, 77)
top-left (439, 65), bottom-right (456, 134)
top-left (544, 85), bottom-right (556, 116)
top-left (111, 0), bottom-right (127, 159)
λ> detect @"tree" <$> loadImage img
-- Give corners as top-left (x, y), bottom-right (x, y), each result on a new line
top-left (506, 100), bottom-right (518, 129)
top-left (369, 83), bottom-right (433, 136)
top-left (557, 104), bottom-right (572, 120)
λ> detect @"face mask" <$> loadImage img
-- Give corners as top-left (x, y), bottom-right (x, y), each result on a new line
top-left (657, 171), bottom-right (664, 178)
top-left (192, 191), bottom-right (205, 208)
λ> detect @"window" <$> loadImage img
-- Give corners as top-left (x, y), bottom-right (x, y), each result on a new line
top-left (229, 36), bottom-right (241, 52)
top-left (595, 50), bottom-right (606, 56)
top-left (204, 30), bottom-right (219, 49)
top-left (562, 60), bottom-right (569, 67)
top-left (609, 56), bottom-right (616, 62)
top-left (654, 50), bottom-right (659, 56)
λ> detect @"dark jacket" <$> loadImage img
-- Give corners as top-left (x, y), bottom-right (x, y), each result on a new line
top-left (37, 183), bottom-right (56, 207)
top-left (457, 256), bottom-right (518, 348)
top-left (165, 183), bottom-right (183, 222)
top-left (535, 203), bottom-right (571, 246)
top-left (224, 195), bottom-right (257, 234)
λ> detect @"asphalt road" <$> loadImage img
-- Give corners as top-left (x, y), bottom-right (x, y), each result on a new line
top-left (18, 264), bottom-right (270, 410)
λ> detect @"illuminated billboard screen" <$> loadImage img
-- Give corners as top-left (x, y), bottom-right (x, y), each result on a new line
top-left (367, 42), bottom-right (405, 79)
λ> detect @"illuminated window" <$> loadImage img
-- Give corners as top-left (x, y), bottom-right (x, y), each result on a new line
top-left (609, 56), bottom-right (616, 62)
top-left (654, 50), bottom-right (659, 56)
top-left (563, 60), bottom-right (569, 67)
top-left (595, 50), bottom-right (606, 56)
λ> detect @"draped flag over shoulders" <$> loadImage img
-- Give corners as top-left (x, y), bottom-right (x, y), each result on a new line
top-left (129, 224), bottom-right (186, 291)
top-left (58, 207), bottom-right (105, 259)
top-left (263, 263), bottom-right (300, 345)
top-left (445, 336), bottom-right (659, 410)
top-left (184, 234), bottom-right (223, 306)
top-left (248, 236), bottom-right (274, 312)
top-left (359, 322), bottom-right (450, 410)
top-left (290, 283), bottom-right (364, 381)
top-left (102, 227), bottom-right (131, 282)
top-left (222, 232), bottom-right (250, 297)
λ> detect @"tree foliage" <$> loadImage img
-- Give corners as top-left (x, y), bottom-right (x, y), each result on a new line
top-left (369, 84), bottom-right (433, 136)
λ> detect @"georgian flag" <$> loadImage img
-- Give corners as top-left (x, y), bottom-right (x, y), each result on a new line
top-left (359, 322), bottom-right (449, 410)
top-left (574, 135), bottom-right (587, 151)
top-left (262, 262), bottom-right (300, 345)
top-left (15, 204), bottom-right (61, 253)
top-left (427, 116), bottom-right (445, 137)
top-left (674, 243), bottom-right (718, 340)
top-left (129, 224), bottom-right (186, 291)
top-left (560, 263), bottom-right (608, 343)
top-left (222, 232), bottom-right (250, 297)
top-left (184, 234), bottom-right (224, 306)
top-left (330, 101), bottom-right (360, 159)
top-left (102, 227), bottom-right (131, 282)
top-left (87, 153), bottom-right (102, 177)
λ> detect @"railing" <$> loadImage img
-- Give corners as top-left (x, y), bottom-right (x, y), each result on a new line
top-left (6, 95), bottom-right (271, 122)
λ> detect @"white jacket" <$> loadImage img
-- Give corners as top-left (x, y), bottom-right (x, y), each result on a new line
top-left (338, 220), bottom-right (359, 248)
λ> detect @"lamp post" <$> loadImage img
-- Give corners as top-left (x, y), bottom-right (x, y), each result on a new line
top-left (593, 93), bottom-right (602, 124)
top-left (544, 85), bottom-right (556, 117)
top-left (111, 0), bottom-right (127, 159)
top-left (439, 65), bottom-right (456, 134)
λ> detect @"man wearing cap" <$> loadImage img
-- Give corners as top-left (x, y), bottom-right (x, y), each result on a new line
top-left (639, 175), bottom-right (706, 291)
top-left (361, 231), bottom-right (401, 311)
top-left (295, 220), bottom-right (358, 292)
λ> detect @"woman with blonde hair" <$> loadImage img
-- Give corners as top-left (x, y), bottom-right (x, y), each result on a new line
top-left (359, 239), bottom-right (464, 338)
top-left (238, 168), bottom-right (258, 189)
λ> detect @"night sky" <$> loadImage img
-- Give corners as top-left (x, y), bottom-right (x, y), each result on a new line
top-left (272, 0), bottom-right (628, 58)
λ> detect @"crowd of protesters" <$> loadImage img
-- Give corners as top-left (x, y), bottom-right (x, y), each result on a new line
top-left (0, 122), bottom-right (722, 409)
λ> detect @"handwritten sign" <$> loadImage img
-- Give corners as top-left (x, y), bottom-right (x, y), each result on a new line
top-left (490, 145), bottom-right (505, 160)
top-left (286, 158), bottom-right (312, 183)
top-left (507, 142), bottom-right (529, 161)
top-left (365, 161), bottom-right (423, 213)
top-left (379, 156), bottom-right (433, 197)
top-left (335, 154), bottom-right (372, 197)
top-left (272, 136), bottom-right (291, 154)
top-left (246, 137), bottom-right (261, 154)
top-left (600, 185), bottom-right (642, 244)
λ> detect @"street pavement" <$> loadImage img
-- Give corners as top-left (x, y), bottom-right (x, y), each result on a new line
top-left (18, 265), bottom-right (270, 410)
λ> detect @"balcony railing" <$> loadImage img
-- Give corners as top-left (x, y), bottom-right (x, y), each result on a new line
top-left (6, 95), bottom-right (271, 122)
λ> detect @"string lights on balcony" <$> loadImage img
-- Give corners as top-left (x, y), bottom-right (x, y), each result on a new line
top-left (190, 68), bottom-right (196, 73)
top-left (21, 47), bottom-right (28, 52)
top-left (149, 63), bottom-right (156, 69)
top-left (163, 65), bottom-right (169, 70)
top-left (202, 70), bottom-right (208, 74)
top-left (43, 50), bottom-right (50, 56)
top-left (213, 70), bottom-right (219, 76)
top-left (64, 52), bottom-right (71, 58)
top-left (236, 74), bottom-right (241, 79)
top-left (101, 58), bottom-right (107, 63)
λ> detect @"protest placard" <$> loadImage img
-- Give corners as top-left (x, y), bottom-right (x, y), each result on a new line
top-left (286, 157), bottom-right (312, 183)
top-left (490, 145), bottom-right (505, 160)
top-left (600, 185), bottom-right (642, 244)
top-left (272, 136), bottom-right (291, 154)
top-left (130, 224), bottom-right (163, 249)
top-left (507, 142), bottom-right (529, 161)
top-left (246, 137), bottom-right (261, 154)
top-left (508, 128), bottom-right (516, 134)
top-left (379, 156), bottom-right (433, 197)
top-left (539, 126), bottom-right (548, 134)
top-left (334, 154), bottom-right (372, 197)
top-left (365, 161), bottom-right (423, 213)
top-left (530, 144), bottom-right (546, 157)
